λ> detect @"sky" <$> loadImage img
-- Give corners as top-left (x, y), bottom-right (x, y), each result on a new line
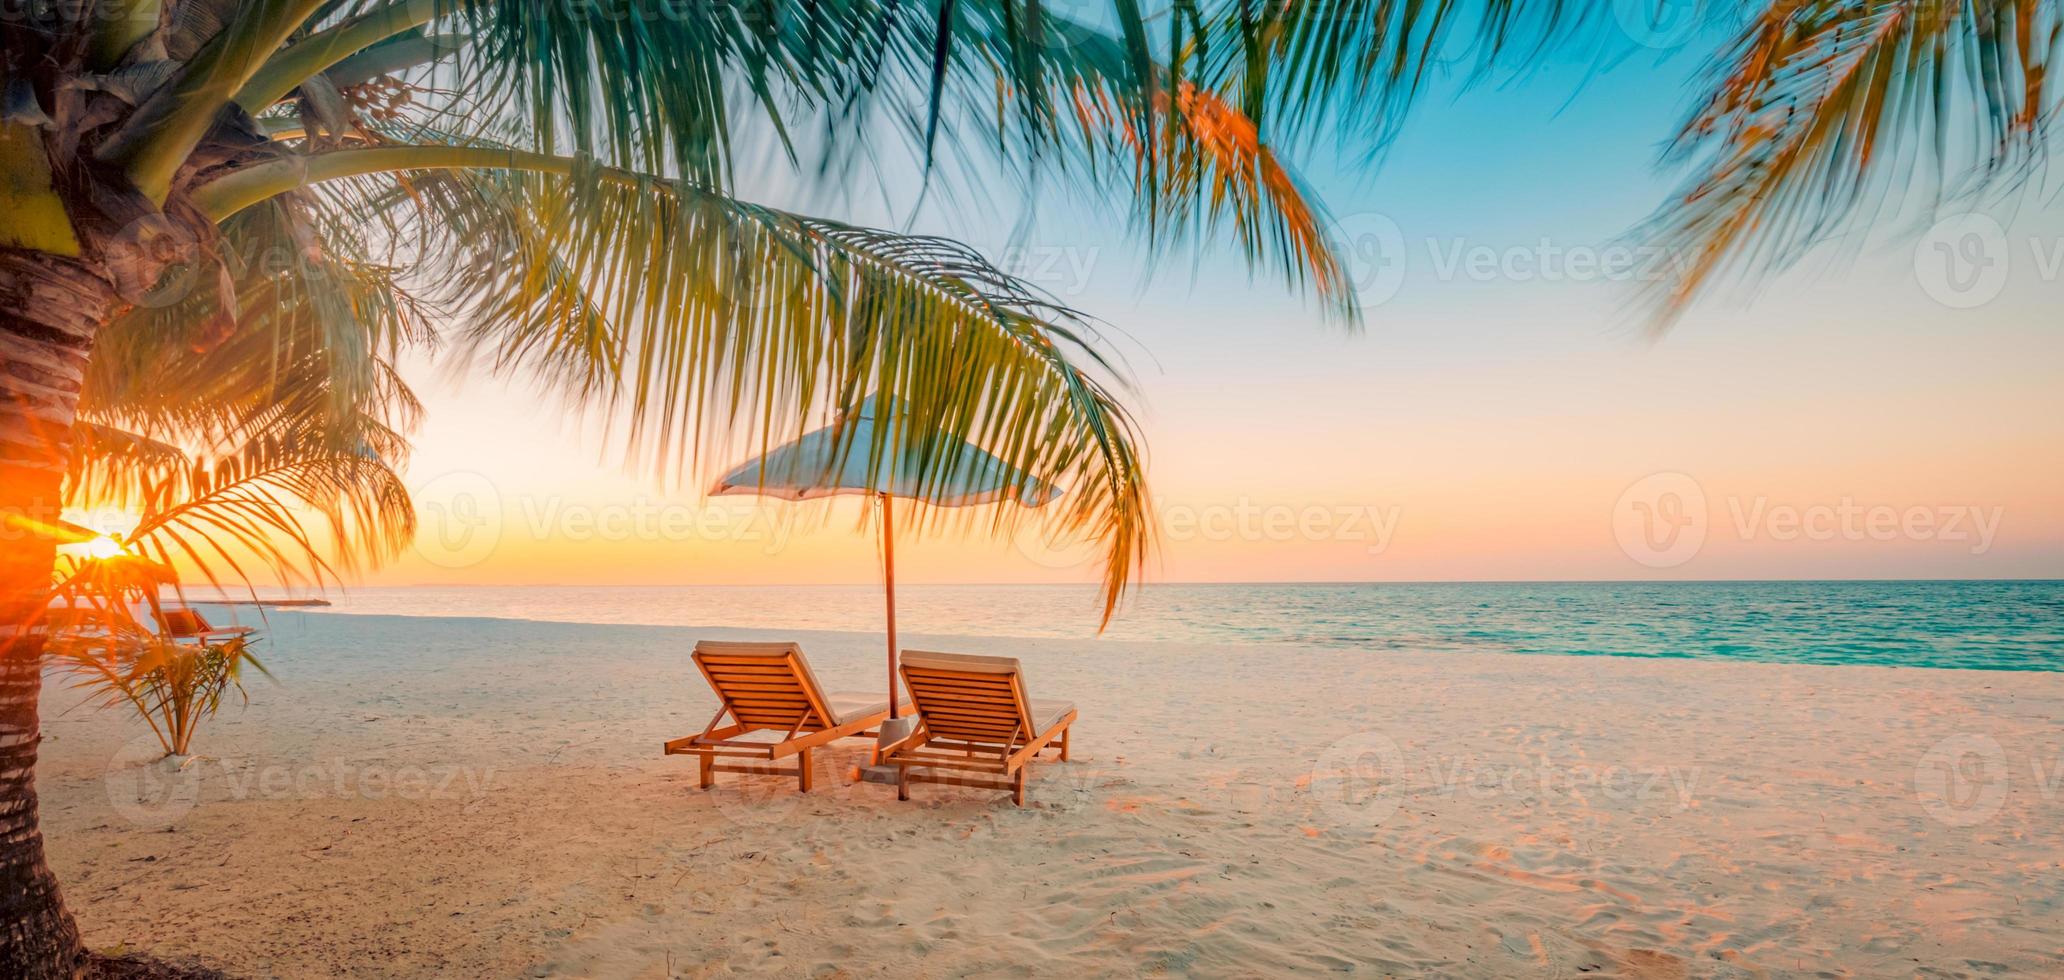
top-left (132, 13), bottom-right (2064, 595)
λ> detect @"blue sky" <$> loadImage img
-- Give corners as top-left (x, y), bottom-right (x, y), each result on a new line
top-left (376, 15), bottom-right (2064, 588)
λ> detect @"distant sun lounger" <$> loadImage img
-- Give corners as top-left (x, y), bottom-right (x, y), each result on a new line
top-left (663, 641), bottom-right (902, 792)
top-left (120, 600), bottom-right (257, 645)
top-left (154, 605), bottom-right (258, 644)
top-left (880, 650), bottom-right (1078, 806)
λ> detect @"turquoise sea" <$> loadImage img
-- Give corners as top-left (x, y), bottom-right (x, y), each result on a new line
top-left (226, 580), bottom-right (2064, 673)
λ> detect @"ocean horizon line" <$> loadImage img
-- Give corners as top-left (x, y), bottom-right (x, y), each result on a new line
top-left (278, 576), bottom-right (2064, 591)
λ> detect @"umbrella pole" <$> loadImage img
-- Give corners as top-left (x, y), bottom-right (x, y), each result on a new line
top-left (879, 492), bottom-right (900, 719)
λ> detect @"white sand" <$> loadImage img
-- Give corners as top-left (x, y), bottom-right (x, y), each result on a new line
top-left (35, 612), bottom-right (2064, 977)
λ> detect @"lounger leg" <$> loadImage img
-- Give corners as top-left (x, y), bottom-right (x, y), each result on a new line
top-left (797, 747), bottom-right (814, 793)
top-left (1011, 767), bottom-right (1026, 807)
top-left (896, 765), bottom-right (910, 801)
top-left (1059, 725), bottom-right (1070, 762)
top-left (698, 753), bottom-right (714, 789)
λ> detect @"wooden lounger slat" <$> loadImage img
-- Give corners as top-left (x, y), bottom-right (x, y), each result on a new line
top-left (704, 665), bottom-right (803, 676)
top-left (904, 673), bottom-right (1014, 689)
top-left (926, 727), bottom-right (1021, 742)
top-left (915, 701), bottom-right (1017, 718)
top-left (921, 715), bottom-right (1019, 731)
top-left (887, 755), bottom-right (1017, 774)
top-left (718, 682), bottom-right (808, 694)
top-left (923, 719), bottom-right (1022, 736)
top-left (901, 667), bottom-right (1017, 683)
top-left (905, 687), bottom-right (1018, 705)
top-left (910, 701), bottom-right (1017, 715)
top-left (912, 694), bottom-right (1013, 710)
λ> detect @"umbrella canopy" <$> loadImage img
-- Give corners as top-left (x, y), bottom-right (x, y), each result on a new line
top-left (711, 396), bottom-right (1060, 505)
top-left (710, 395), bottom-right (1061, 717)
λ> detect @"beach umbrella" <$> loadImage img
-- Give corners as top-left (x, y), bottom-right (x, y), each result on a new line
top-left (711, 395), bottom-right (1060, 717)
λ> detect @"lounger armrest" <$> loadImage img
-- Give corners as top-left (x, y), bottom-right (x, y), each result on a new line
top-left (876, 717), bottom-right (926, 757)
top-left (194, 627), bottom-right (257, 641)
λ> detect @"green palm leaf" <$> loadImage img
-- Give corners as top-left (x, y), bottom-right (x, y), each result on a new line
top-left (197, 143), bottom-right (1148, 619)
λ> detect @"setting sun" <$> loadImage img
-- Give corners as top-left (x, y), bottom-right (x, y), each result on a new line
top-left (77, 535), bottom-right (125, 561)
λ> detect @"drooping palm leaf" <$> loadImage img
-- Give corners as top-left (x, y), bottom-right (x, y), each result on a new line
top-left (111, 430), bottom-right (415, 591)
top-left (199, 144), bottom-right (1148, 617)
top-left (65, 423), bottom-right (189, 507)
top-left (1640, 0), bottom-right (2061, 325)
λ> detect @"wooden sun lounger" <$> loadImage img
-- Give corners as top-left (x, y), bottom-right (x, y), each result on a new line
top-left (662, 641), bottom-right (900, 792)
top-left (880, 650), bottom-right (1078, 806)
top-left (159, 606), bottom-right (257, 645)
top-left (126, 601), bottom-right (257, 645)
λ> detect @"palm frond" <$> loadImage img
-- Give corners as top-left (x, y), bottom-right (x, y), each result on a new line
top-left (430, 0), bottom-right (774, 181)
top-left (315, 151), bottom-right (1152, 621)
top-left (116, 430), bottom-right (415, 591)
top-left (1238, 0), bottom-right (1592, 142)
top-left (1639, 0), bottom-right (2060, 326)
top-left (66, 423), bottom-right (191, 507)
top-left (82, 194), bottom-right (429, 460)
top-left (809, 0), bottom-right (1361, 316)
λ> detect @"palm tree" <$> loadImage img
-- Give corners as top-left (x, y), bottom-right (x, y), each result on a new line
top-left (0, 0), bottom-right (1581, 973)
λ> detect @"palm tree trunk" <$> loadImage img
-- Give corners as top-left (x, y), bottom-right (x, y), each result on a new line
top-left (0, 249), bottom-right (118, 979)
